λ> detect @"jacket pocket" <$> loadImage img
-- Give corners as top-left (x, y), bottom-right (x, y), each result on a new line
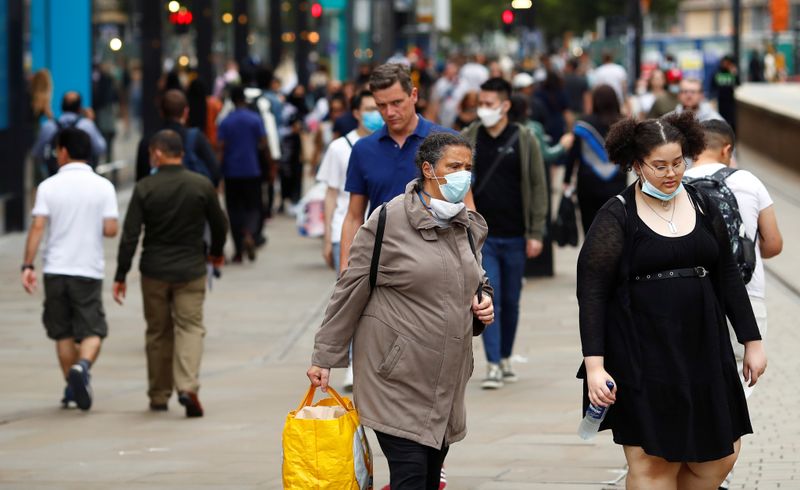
top-left (378, 335), bottom-right (407, 379)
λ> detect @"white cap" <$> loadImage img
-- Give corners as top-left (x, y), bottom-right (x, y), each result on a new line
top-left (512, 72), bottom-right (535, 89)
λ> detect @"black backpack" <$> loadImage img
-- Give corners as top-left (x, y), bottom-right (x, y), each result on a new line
top-left (684, 167), bottom-right (757, 284)
top-left (43, 117), bottom-right (82, 176)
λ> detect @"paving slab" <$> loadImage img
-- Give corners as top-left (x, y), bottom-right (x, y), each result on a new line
top-left (0, 144), bottom-right (798, 488)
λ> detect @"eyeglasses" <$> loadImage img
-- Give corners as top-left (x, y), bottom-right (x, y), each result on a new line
top-left (642, 159), bottom-right (686, 178)
top-left (679, 89), bottom-right (700, 95)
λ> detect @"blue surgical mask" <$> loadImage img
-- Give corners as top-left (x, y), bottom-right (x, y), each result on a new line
top-left (362, 111), bottom-right (385, 132)
top-left (641, 174), bottom-right (684, 201)
top-left (429, 166), bottom-right (472, 203)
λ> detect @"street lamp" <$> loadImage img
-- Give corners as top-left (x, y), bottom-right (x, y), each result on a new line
top-left (511, 0), bottom-right (532, 8)
top-left (168, 1), bottom-right (180, 13)
top-left (109, 37), bottom-right (123, 51)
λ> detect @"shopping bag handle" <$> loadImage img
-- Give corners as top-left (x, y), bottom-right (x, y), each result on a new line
top-left (296, 384), bottom-right (351, 412)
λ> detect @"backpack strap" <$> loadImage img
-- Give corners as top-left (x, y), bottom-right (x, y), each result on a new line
top-left (369, 205), bottom-right (388, 290)
top-left (343, 133), bottom-right (355, 149)
top-left (472, 126), bottom-right (520, 197)
top-left (711, 166), bottom-right (738, 182)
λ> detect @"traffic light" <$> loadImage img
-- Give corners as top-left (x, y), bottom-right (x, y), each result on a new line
top-left (501, 9), bottom-right (514, 33)
top-left (311, 2), bottom-right (323, 18)
top-left (169, 7), bottom-right (193, 34)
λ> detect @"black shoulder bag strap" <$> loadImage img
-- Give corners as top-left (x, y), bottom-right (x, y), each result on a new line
top-left (369, 205), bottom-right (388, 290)
top-left (472, 126), bottom-right (520, 197)
top-left (343, 133), bottom-right (355, 149)
top-left (466, 225), bottom-right (482, 297)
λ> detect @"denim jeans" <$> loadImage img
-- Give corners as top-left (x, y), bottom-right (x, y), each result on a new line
top-left (481, 236), bottom-right (527, 364)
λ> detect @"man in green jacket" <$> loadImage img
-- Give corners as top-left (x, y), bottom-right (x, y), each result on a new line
top-left (113, 129), bottom-right (227, 417)
top-left (462, 77), bottom-right (548, 390)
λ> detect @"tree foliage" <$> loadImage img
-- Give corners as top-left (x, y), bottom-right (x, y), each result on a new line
top-left (449, 0), bottom-right (680, 43)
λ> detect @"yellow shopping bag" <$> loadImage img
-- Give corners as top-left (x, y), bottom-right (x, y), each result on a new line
top-left (282, 384), bottom-right (373, 490)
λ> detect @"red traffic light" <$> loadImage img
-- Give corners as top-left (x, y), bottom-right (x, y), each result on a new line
top-left (311, 3), bottom-right (323, 18)
top-left (169, 9), bottom-right (193, 25)
top-left (501, 9), bottom-right (514, 25)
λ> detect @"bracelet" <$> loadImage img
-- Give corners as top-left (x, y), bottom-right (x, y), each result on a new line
top-left (21, 264), bottom-right (34, 272)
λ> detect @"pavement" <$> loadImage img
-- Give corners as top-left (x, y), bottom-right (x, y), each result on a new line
top-left (0, 144), bottom-right (798, 489)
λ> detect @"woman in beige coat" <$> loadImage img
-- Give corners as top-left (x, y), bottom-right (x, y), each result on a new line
top-left (308, 132), bottom-right (494, 489)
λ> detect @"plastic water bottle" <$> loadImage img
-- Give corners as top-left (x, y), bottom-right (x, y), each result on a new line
top-left (578, 381), bottom-right (615, 440)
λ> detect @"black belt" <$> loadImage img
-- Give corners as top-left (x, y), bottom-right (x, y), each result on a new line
top-left (632, 266), bottom-right (709, 282)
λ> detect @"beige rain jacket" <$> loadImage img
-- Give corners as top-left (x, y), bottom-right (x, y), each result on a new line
top-left (312, 181), bottom-right (492, 449)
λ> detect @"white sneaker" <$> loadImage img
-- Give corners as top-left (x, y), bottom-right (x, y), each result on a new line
top-left (481, 364), bottom-right (504, 390)
top-left (342, 365), bottom-right (354, 392)
top-left (500, 358), bottom-right (518, 383)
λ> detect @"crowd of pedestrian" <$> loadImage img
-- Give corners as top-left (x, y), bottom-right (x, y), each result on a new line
top-left (19, 45), bottom-right (787, 490)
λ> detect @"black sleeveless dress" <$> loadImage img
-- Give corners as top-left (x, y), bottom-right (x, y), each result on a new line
top-left (576, 185), bottom-right (761, 463)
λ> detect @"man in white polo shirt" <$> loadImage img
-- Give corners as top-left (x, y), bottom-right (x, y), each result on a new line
top-left (316, 90), bottom-right (380, 391)
top-left (21, 127), bottom-right (119, 411)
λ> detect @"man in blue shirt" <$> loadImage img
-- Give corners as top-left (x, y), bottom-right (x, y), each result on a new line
top-left (339, 63), bottom-right (467, 272)
top-left (217, 85), bottom-right (268, 262)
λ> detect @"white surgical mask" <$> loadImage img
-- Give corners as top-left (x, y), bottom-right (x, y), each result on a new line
top-left (477, 106), bottom-right (503, 127)
top-left (429, 198), bottom-right (465, 221)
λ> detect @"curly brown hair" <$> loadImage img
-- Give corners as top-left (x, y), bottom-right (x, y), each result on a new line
top-left (605, 111), bottom-right (706, 171)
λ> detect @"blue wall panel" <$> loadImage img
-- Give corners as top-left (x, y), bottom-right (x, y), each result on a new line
top-left (31, 0), bottom-right (92, 117)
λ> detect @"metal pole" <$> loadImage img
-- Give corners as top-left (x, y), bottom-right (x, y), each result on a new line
top-left (195, 0), bottom-right (214, 92)
top-left (733, 0), bottom-right (741, 68)
top-left (269, 0), bottom-right (282, 69)
top-left (139, 0), bottom-right (162, 138)
top-left (234, 0), bottom-right (248, 65)
top-left (632, 0), bottom-right (643, 83)
top-left (1, 0), bottom-right (29, 231)
top-left (295, 1), bottom-right (310, 86)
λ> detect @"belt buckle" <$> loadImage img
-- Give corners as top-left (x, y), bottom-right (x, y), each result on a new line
top-left (694, 266), bottom-right (708, 278)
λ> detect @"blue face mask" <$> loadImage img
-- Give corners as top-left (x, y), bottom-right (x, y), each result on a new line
top-left (429, 165), bottom-right (472, 203)
top-left (641, 174), bottom-right (684, 201)
top-left (362, 111), bottom-right (385, 132)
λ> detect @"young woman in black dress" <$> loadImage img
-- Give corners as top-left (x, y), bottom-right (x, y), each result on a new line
top-left (576, 111), bottom-right (767, 489)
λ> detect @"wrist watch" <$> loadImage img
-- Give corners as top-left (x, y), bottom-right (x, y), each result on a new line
top-left (21, 264), bottom-right (34, 272)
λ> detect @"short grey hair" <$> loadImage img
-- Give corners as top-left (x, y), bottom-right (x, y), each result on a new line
top-left (415, 132), bottom-right (473, 178)
top-left (369, 63), bottom-right (414, 94)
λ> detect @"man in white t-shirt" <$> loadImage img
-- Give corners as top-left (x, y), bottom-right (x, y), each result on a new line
top-left (685, 118), bottom-right (784, 490)
top-left (591, 53), bottom-right (628, 104)
top-left (317, 90), bottom-right (380, 274)
top-left (315, 90), bottom-right (380, 392)
top-left (685, 120), bottom-right (783, 395)
top-left (21, 127), bottom-right (119, 411)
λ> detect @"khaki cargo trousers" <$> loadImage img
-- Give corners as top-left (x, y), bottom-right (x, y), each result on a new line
top-left (140, 275), bottom-right (206, 405)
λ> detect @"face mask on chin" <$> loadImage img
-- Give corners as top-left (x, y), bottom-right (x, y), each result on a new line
top-left (428, 197), bottom-right (465, 220)
top-left (640, 172), bottom-right (684, 201)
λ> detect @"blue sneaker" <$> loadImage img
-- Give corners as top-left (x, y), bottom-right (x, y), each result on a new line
top-left (67, 363), bottom-right (93, 411)
top-left (61, 385), bottom-right (75, 408)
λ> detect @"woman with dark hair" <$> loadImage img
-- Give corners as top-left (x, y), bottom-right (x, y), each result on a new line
top-left (576, 111), bottom-right (767, 490)
top-left (307, 132), bottom-right (494, 489)
top-left (564, 84), bottom-right (626, 233)
top-left (186, 78), bottom-right (208, 133)
top-left (534, 70), bottom-right (569, 143)
top-left (509, 94), bottom-right (573, 166)
top-left (453, 91), bottom-right (479, 131)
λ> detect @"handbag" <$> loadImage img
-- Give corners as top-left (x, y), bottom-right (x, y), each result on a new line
top-left (282, 385), bottom-right (373, 490)
top-left (552, 191), bottom-right (579, 247)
